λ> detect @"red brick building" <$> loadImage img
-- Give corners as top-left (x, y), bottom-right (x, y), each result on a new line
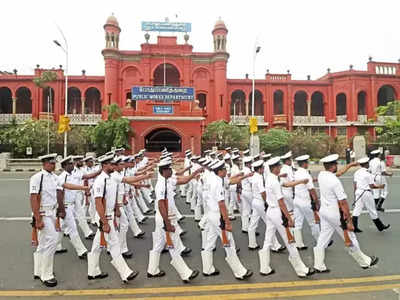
top-left (1, 15), bottom-right (399, 154)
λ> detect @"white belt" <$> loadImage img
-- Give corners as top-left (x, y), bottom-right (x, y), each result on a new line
top-left (64, 202), bottom-right (75, 207)
top-left (40, 205), bottom-right (56, 211)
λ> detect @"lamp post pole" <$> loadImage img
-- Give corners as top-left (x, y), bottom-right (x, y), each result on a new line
top-left (54, 31), bottom-right (68, 158)
top-left (250, 46), bottom-right (261, 156)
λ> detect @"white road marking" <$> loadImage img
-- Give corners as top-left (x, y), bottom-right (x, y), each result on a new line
top-left (1, 209), bottom-right (400, 221)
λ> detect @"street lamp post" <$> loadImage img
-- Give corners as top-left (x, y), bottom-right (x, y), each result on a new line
top-left (250, 45), bottom-right (261, 156)
top-left (54, 34), bottom-right (68, 158)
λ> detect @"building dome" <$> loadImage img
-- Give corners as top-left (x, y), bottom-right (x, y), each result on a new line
top-left (214, 18), bottom-right (227, 30)
top-left (105, 13), bottom-right (119, 26)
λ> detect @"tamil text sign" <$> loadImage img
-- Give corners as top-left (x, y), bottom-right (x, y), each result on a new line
top-left (132, 86), bottom-right (195, 101)
top-left (153, 105), bottom-right (174, 114)
top-left (141, 21), bottom-right (191, 32)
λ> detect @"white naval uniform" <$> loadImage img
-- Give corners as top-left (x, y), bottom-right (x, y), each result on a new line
top-left (293, 167), bottom-right (320, 247)
top-left (181, 157), bottom-right (192, 199)
top-left (72, 167), bottom-right (93, 238)
top-left (369, 157), bottom-right (387, 200)
top-left (88, 171), bottom-right (134, 281)
top-left (201, 173), bottom-right (250, 279)
top-left (313, 171), bottom-right (374, 271)
top-left (280, 163), bottom-right (295, 212)
top-left (30, 170), bottom-right (59, 282)
top-left (57, 171), bottom-right (87, 257)
top-left (84, 164), bottom-right (101, 225)
top-left (198, 169), bottom-right (211, 231)
top-left (248, 172), bottom-right (282, 250)
top-left (260, 173), bottom-right (311, 277)
top-left (135, 160), bottom-right (151, 213)
top-left (352, 168), bottom-right (378, 219)
top-left (240, 165), bottom-right (253, 232)
top-left (127, 166), bottom-right (146, 223)
top-left (147, 175), bottom-right (195, 281)
top-left (229, 163), bottom-right (241, 214)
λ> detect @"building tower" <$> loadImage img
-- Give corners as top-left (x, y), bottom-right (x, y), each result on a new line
top-left (211, 18), bottom-right (229, 121)
top-left (103, 14), bottom-right (121, 107)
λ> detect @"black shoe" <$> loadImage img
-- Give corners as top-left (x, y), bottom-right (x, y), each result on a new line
top-left (85, 233), bottom-right (95, 240)
top-left (88, 272), bottom-right (108, 280)
top-left (180, 230), bottom-right (187, 237)
top-left (306, 268), bottom-right (316, 276)
top-left (183, 270), bottom-right (199, 283)
top-left (271, 246), bottom-right (286, 253)
top-left (161, 248), bottom-right (168, 254)
top-left (181, 247), bottom-right (192, 256)
top-left (373, 218), bottom-right (390, 232)
top-left (34, 275), bottom-right (40, 280)
top-left (42, 277), bottom-right (57, 287)
top-left (255, 232), bottom-right (260, 236)
top-left (194, 219), bottom-right (201, 222)
top-left (122, 250), bottom-right (133, 259)
top-left (55, 248), bottom-right (68, 254)
top-left (327, 240), bottom-right (334, 247)
top-left (144, 210), bottom-right (154, 215)
top-left (178, 216), bottom-right (186, 222)
top-left (236, 248), bottom-right (240, 254)
top-left (134, 231), bottom-right (145, 238)
top-left (79, 251), bottom-right (88, 260)
top-left (203, 269), bottom-right (220, 276)
top-left (124, 271), bottom-right (139, 282)
top-left (354, 227), bottom-right (363, 233)
top-left (63, 233), bottom-right (69, 238)
top-left (236, 270), bottom-right (253, 280)
top-left (352, 216), bottom-right (363, 233)
top-left (377, 207), bottom-right (385, 212)
top-left (248, 245), bottom-right (260, 251)
top-left (147, 270), bottom-right (166, 278)
top-left (260, 269), bottom-right (275, 276)
top-left (242, 230), bottom-right (248, 234)
top-left (139, 217), bottom-right (148, 224)
top-left (315, 268), bottom-right (330, 273)
top-left (362, 256), bottom-right (379, 269)
top-left (297, 246), bottom-right (308, 251)
top-left (229, 216), bottom-right (236, 221)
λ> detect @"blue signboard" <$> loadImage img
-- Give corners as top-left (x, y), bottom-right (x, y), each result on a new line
top-left (141, 21), bottom-right (191, 32)
top-left (153, 105), bottom-right (173, 114)
top-left (132, 86), bottom-right (195, 101)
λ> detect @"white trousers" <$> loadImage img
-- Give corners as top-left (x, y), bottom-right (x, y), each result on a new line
top-left (240, 191), bottom-right (252, 231)
top-left (293, 199), bottom-right (320, 242)
top-left (373, 175), bottom-right (388, 199)
top-left (60, 205), bottom-right (87, 256)
top-left (353, 191), bottom-right (378, 219)
top-left (283, 193), bottom-right (294, 212)
top-left (130, 194), bottom-right (146, 222)
top-left (74, 192), bottom-right (93, 237)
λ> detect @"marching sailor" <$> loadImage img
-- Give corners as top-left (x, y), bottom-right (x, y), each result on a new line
top-left (313, 154), bottom-right (379, 273)
top-left (260, 156), bottom-right (314, 278)
top-left (201, 160), bottom-right (253, 280)
top-left (147, 158), bottom-right (200, 282)
top-left (352, 157), bottom-right (390, 232)
top-left (369, 149), bottom-right (392, 212)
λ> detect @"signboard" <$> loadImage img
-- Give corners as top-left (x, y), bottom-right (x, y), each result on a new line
top-left (132, 86), bottom-right (195, 101)
top-left (153, 105), bottom-right (173, 114)
top-left (142, 21), bottom-right (191, 32)
top-left (26, 147), bottom-right (32, 155)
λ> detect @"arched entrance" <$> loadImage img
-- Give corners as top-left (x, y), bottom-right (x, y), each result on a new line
top-left (311, 92), bottom-right (324, 116)
top-left (294, 91), bottom-right (307, 116)
top-left (16, 87), bottom-right (32, 113)
top-left (145, 128), bottom-right (182, 152)
top-left (377, 85), bottom-right (396, 107)
top-left (230, 90), bottom-right (246, 116)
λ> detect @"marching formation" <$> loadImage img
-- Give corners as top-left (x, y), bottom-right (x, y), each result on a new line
top-left (29, 147), bottom-right (391, 287)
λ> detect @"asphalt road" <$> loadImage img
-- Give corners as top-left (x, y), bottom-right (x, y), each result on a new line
top-left (0, 171), bottom-right (399, 299)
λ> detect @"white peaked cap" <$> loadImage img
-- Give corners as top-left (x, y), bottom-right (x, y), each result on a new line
top-left (281, 151), bottom-right (292, 160)
top-left (267, 156), bottom-right (281, 166)
top-left (295, 154), bottom-right (310, 162)
top-left (357, 157), bottom-right (370, 164)
top-left (252, 160), bottom-right (264, 168)
top-left (320, 154), bottom-right (339, 163)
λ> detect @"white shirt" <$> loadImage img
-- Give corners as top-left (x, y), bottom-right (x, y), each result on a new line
top-left (294, 167), bottom-right (314, 203)
top-left (280, 163), bottom-right (295, 195)
top-left (208, 174), bottom-right (225, 213)
top-left (111, 171), bottom-right (125, 204)
top-left (241, 166), bottom-right (252, 192)
top-left (317, 171), bottom-right (347, 209)
top-left (57, 170), bottom-right (77, 204)
top-left (265, 173), bottom-right (283, 208)
top-left (230, 163), bottom-right (241, 191)
top-left (354, 167), bottom-right (374, 194)
top-left (369, 157), bottom-right (382, 175)
top-left (29, 169), bottom-right (59, 207)
top-left (263, 161), bottom-right (270, 180)
top-left (184, 157), bottom-right (191, 175)
top-left (93, 171), bottom-right (123, 212)
top-left (251, 172), bottom-right (265, 202)
top-left (154, 176), bottom-right (176, 224)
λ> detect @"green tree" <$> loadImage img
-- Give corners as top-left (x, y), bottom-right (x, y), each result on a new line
top-left (258, 128), bottom-right (291, 155)
top-left (92, 104), bottom-right (133, 154)
top-left (201, 120), bottom-right (249, 150)
top-left (376, 100), bottom-right (400, 153)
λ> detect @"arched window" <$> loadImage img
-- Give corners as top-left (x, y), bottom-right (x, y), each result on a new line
top-left (336, 93), bottom-right (347, 115)
top-left (248, 90), bottom-right (263, 116)
top-left (126, 92), bottom-right (136, 110)
top-left (84, 87), bottom-right (101, 114)
top-left (0, 87), bottom-right (12, 113)
top-left (311, 92), bottom-right (324, 116)
top-left (145, 128), bottom-right (182, 152)
top-left (273, 90), bottom-right (284, 114)
top-left (378, 85), bottom-right (396, 107)
top-left (230, 90), bottom-right (246, 115)
top-left (68, 87), bottom-right (82, 114)
top-left (294, 91), bottom-right (307, 116)
top-left (16, 87), bottom-right (32, 113)
top-left (42, 87), bottom-right (55, 113)
top-left (197, 93), bottom-right (207, 109)
top-left (357, 91), bottom-right (367, 115)
top-left (153, 63), bottom-right (180, 87)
